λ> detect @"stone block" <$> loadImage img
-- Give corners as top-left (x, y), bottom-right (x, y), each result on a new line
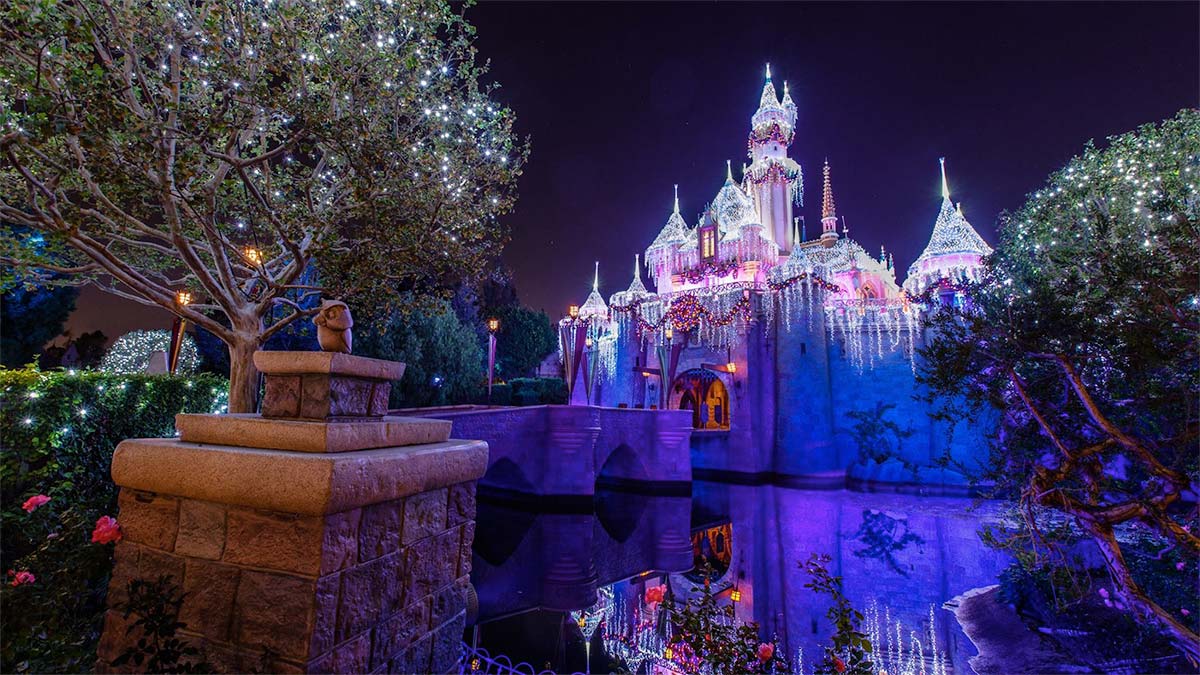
top-left (176, 414), bottom-right (452, 453)
top-left (118, 489), bottom-right (179, 551)
top-left (254, 350), bottom-right (405, 381)
top-left (138, 547), bottom-right (186, 588)
top-left (370, 596), bottom-right (430, 669)
top-left (331, 632), bottom-right (372, 674)
top-left (430, 576), bottom-right (467, 629)
top-left (369, 382), bottom-right (392, 416)
top-left (224, 507), bottom-right (324, 574)
top-left (428, 611), bottom-right (466, 674)
top-left (402, 489), bottom-right (448, 546)
top-left (310, 573), bottom-right (341, 659)
top-left (262, 374), bottom-right (302, 418)
top-left (175, 499), bottom-right (226, 559)
top-left (446, 482), bottom-right (475, 527)
top-left (390, 633), bottom-right (433, 675)
top-left (96, 609), bottom-right (141, 666)
top-left (336, 552), bottom-right (404, 643)
top-left (457, 522), bottom-right (476, 578)
top-left (180, 559), bottom-right (239, 641)
top-left (112, 438), bottom-right (489, 516)
top-left (234, 570), bottom-right (317, 660)
top-left (359, 500), bottom-right (405, 562)
top-left (404, 531), bottom-right (457, 603)
top-left (295, 374), bottom-right (379, 419)
top-left (106, 541), bottom-right (140, 609)
top-left (323, 508), bottom-right (361, 573)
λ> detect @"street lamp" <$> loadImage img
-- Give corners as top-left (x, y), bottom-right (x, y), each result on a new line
top-left (486, 318), bottom-right (499, 403)
top-left (171, 291), bottom-right (192, 375)
top-left (243, 247), bottom-right (262, 264)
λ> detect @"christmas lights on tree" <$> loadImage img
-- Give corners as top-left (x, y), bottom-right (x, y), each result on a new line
top-left (101, 330), bottom-right (200, 375)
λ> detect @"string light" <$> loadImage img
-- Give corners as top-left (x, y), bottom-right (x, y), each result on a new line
top-left (101, 330), bottom-right (200, 374)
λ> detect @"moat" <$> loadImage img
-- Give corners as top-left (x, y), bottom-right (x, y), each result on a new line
top-left (469, 483), bottom-right (1010, 674)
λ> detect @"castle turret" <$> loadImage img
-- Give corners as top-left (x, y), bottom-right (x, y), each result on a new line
top-left (820, 160), bottom-right (840, 248)
top-left (746, 65), bottom-right (802, 253)
top-left (903, 158), bottom-right (994, 298)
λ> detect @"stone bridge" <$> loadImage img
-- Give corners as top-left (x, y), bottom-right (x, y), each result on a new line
top-left (410, 406), bottom-right (693, 499)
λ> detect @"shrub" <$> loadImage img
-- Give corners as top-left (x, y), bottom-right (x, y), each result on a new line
top-left (0, 366), bottom-right (227, 673)
top-left (509, 377), bottom-right (567, 406)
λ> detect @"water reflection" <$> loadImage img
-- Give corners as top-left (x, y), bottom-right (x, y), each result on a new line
top-left (470, 483), bottom-right (1009, 674)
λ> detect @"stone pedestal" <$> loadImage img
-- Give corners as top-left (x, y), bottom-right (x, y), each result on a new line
top-left (97, 352), bottom-right (485, 674)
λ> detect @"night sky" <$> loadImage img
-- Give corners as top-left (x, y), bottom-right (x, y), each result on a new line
top-left (64, 1), bottom-right (1199, 340)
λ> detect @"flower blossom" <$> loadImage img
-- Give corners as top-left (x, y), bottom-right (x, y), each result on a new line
top-left (91, 515), bottom-right (122, 544)
top-left (22, 494), bottom-right (50, 513)
top-left (832, 655), bottom-right (847, 673)
top-left (1176, 562), bottom-right (1186, 571)
top-left (756, 643), bottom-right (774, 662)
top-left (8, 570), bottom-right (35, 587)
top-left (1183, 608), bottom-right (1192, 617)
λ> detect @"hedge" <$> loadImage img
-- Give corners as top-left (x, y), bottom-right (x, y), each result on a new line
top-left (0, 367), bottom-right (228, 673)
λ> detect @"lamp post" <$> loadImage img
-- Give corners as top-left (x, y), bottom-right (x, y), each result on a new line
top-left (169, 291), bottom-right (192, 375)
top-left (486, 317), bottom-right (499, 404)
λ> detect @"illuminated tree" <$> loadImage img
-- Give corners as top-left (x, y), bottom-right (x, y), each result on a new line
top-left (919, 110), bottom-right (1199, 660)
top-left (101, 330), bottom-right (199, 375)
top-left (0, 0), bottom-right (525, 411)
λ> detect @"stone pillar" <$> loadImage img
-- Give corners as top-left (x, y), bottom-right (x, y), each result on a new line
top-left (97, 352), bottom-right (486, 674)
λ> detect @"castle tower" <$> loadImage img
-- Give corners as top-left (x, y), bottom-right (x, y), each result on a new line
top-left (902, 158), bottom-right (994, 298)
top-left (820, 160), bottom-right (840, 248)
top-left (746, 64), bottom-right (801, 253)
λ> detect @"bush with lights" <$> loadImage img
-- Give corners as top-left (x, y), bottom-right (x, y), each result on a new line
top-left (0, 366), bottom-right (227, 673)
top-left (100, 329), bottom-right (200, 375)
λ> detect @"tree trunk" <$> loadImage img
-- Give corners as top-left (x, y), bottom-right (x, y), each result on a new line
top-left (1082, 519), bottom-right (1200, 665)
top-left (226, 334), bottom-right (261, 414)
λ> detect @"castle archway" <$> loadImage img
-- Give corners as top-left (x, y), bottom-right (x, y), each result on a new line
top-left (670, 368), bottom-right (731, 430)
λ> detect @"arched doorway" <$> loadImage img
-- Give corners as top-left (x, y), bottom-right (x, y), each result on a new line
top-left (671, 368), bottom-right (731, 430)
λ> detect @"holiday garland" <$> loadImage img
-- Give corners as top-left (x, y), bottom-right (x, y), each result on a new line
top-left (679, 259), bottom-right (740, 284)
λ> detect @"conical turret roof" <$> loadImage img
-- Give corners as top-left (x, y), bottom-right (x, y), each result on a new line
top-left (646, 185), bottom-right (689, 253)
top-left (908, 159), bottom-right (993, 271)
top-left (578, 261), bottom-right (609, 320)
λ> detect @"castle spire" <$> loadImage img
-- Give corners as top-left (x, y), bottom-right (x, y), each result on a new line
top-left (939, 157), bottom-right (950, 200)
top-left (726, 159), bottom-right (733, 183)
top-left (765, 62), bottom-right (772, 80)
top-left (821, 159), bottom-right (836, 219)
top-left (956, 202), bottom-right (964, 217)
top-left (782, 81), bottom-right (795, 110)
top-left (673, 184), bottom-right (680, 214)
top-left (592, 260), bottom-right (599, 293)
top-left (820, 160), bottom-right (840, 248)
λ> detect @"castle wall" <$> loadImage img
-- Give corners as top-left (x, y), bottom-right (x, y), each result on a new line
top-left (772, 296), bottom-right (839, 483)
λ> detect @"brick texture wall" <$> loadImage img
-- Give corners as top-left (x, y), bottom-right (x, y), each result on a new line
top-left (97, 482), bottom-right (476, 674)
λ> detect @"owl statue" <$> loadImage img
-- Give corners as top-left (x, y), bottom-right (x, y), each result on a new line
top-left (313, 300), bottom-right (354, 353)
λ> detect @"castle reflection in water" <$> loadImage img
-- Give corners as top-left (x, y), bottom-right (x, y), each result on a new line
top-left (468, 483), bottom-right (1009, 674)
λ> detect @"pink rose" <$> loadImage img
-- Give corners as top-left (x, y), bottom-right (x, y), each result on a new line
top-left (645, 584), bottom-right (666, 605)
top-left (833, 655), bottom-right (847, 673)
top-left (91, 515), bottom-right (122, 544)
top-left (8, 570), bottom-right (35, 587)
top-left (21, 494), bottom-right (50, 513)
top-left (756, 643), bottom-right (774, 662)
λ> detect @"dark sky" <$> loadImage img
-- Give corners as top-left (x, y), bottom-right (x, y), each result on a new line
top-left (64, 1), bottom-right (1199, 340)
top-left (468, 1), bottom-right (1199, 314)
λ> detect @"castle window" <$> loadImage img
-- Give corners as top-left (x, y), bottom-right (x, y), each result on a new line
top-left (701, 229), bottom-right (716, 260)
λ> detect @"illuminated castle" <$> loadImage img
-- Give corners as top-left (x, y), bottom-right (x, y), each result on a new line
top-left (560, 66), bottom-right (994, 489)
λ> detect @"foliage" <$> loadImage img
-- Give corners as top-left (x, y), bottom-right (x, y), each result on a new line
top-left (803, 554), bottom-right (873, 675)
top-left (658, 566), bottom-right (788, 675)
top-left (918, 110), bottom-right (1200, 659)
top-left (356, 298), bottom-right (483, 408)
top-left (507, 377), bottom-right (567, 406)
top-left (0, 367), bottom-right (227, 673)
top-left (0, 282), bottom-right (77, 368)
top-left (848, 509), bottom-right (925, 577)
top-left (111, 576), bottom-right (212, 673)
top-left (101, 330), bottom-right (200, 375)
top-left (0, 0), bottom-right (526, 411)
top-left (490, 304), bottom-right (558, 379)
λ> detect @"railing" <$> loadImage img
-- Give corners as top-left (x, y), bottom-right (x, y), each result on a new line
top-left (460, 644), bottom-right (569, 675)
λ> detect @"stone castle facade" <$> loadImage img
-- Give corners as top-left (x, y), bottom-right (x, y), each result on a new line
top-left (559, 66), bottom-right (994, 492)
